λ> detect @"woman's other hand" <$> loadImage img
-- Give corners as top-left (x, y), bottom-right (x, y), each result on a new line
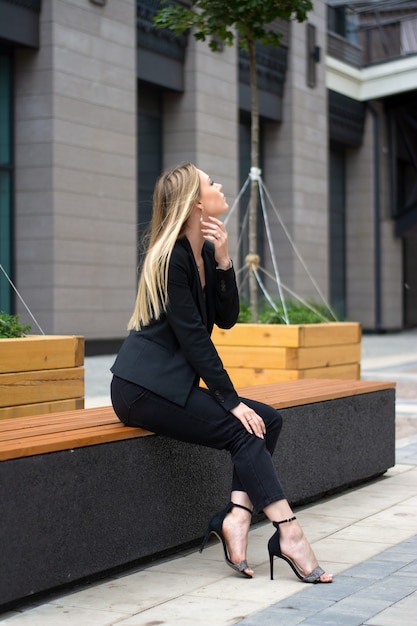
top-left (230, 402), bottom-right (266, 439)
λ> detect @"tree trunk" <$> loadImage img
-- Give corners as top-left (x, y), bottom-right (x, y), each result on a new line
top-left (248, 37), bottom-right (259, 321)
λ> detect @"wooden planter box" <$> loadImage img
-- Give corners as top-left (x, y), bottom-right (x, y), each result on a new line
top-left (0, 336), bottom-right (84, 420)
top-left (212, 322), bottom-right (361, 387)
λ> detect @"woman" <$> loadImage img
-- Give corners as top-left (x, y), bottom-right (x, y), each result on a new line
top-left (110, 163), bottom-right (332, 584)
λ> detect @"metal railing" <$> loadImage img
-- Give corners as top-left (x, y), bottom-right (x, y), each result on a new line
top-left (328, 31), bottom-right (362, 67)
top-left (2, 0), bottom-right (41, 11)
top-left (327, 2), bottom-right (417, 67)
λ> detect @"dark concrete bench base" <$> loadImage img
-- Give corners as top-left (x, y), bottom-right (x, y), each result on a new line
top-left (0, 387), bottom-right (395, 609)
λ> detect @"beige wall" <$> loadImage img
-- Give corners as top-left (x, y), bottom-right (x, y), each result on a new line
top-left (10, 0), bottom-right (407, 340)
top-left (378, 105), bottom-right (403, 329)
top-left (346, 112), bottom-right (376, 328)
top-left (164, 37), bottom-right (239, 247)
top-left (346, 103), bottom-right (403, 330)
top-left (14, 0), bottom-right (137, 338)
top-left (264, 1), bottom-right (329, 308)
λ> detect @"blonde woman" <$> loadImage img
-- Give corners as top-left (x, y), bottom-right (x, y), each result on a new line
top-left (111, 163), bottom-right (332, 584)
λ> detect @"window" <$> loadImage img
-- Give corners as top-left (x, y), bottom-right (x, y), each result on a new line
top-left (327, 5), bottom-right (347, 38)
top-left (0, 52), bottom-right (13, 312)
top-left (137, 84), bottom-right (163, 240)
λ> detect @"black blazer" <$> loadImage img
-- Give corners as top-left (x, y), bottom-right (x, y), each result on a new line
top-left (111, 238), bottom-right (240, 410)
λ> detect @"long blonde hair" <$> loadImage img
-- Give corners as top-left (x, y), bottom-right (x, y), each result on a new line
top-left (128, 163), bottom-right (201, 330)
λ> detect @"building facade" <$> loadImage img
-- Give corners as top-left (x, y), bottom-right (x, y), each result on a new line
top-left (0, 0), bottom-right (416, 349)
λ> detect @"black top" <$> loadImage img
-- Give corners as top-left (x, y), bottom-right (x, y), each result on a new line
top-left (111, 238), bottom-right (240, 410)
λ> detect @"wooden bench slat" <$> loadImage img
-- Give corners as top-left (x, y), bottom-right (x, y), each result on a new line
top-left (0, 424), bottom-right (153, 460)
top-left (0, 407), bottom-right (116, 428)
top-left (0, 405), bottom-right (115, 428)
top-left (0, 379), bottom-right (395, 461)
top-left (237, 379), bottom-right (395, 408)
top-left (0, 415), bottom-right (120, 442)
top-left (0, 406), bottom-right (116, 433)
top-left (0, 423), bottom-right (132, 449)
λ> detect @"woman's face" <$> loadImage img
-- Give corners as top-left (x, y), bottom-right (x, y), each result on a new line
top-left (198, 170), bottom-right (229, 218)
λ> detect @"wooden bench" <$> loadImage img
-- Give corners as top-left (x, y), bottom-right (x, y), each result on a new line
top-left (0, 379), bottom-right (396, 609)
top-left (0, 379), bottom-right (394, 460)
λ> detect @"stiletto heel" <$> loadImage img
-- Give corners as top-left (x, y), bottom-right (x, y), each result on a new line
top-left (269, 550), bottom-right (275, 580)
top-left (268, 517), bottom-right (332, 584)
top-left (200, 501), bottom-right (253, 578)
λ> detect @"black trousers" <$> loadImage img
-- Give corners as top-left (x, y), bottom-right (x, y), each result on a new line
top-left (111, 375), bottom-right (286, 513)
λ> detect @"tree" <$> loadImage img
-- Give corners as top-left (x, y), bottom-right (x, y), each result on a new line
top-left (154, 0), bottom-right (313, 319)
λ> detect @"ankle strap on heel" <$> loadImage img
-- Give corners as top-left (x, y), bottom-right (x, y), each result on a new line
top-left (231, 502), bottom-right (253, 515)
top-left (273, 516), bottom-right (296, 527)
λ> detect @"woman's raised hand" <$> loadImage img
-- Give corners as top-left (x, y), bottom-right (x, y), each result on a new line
top-left (201, 216), bottom-right (231, 270)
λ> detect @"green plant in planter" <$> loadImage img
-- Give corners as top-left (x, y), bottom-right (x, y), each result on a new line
top-left (0, 312), bottom-right (32, 338)
top-left (238, 300), bottom-right (338, 325)
top-left (237, 301), bottom-right (254, 323)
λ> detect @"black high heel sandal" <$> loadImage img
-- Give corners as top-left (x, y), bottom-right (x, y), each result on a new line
top-left (200, 501), bottom-right (253, 578)
top-left (268, 516), bottom-right (332, 584)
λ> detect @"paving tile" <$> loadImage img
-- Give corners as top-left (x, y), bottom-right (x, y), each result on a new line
top-left (114, 595), bottom-right (262, 625)
top-left (285, 575), bottom-right (371, 604)
top-left (268, 592), bottom-right (334, 613)
top-left (297, 596), bottom-right (393, 626)
top-left (384, 463), bottom-right (415, 475)
top-left (152, 546), bottom-right (229, 573)
top-left (302, 491), bottom-right (402, 521)
top-left (306, 536), bottom-right (392, 566)
top-left (384, 468), bottom-right (417, 488)
top-left (364, 591), bottom-right (417, 626)
top-left (365, 499), bottom-right (417, 527)
top-left (0, 605), bottom-right (127, 625)
top-left (374, 541), bottom-right (417, 561)
top-left (353, 575), bottom-right (417, 604)
top-left (343, 557), bottom-right (411, 580)
top-left (188, 564), bottom-right (301, 604)
top-left (295, 513), bottom-right (359, 542)
top-left (397, 559), bottom-right (417, 575)
top-left (236, 609), bottom-right (306, 626)
top-left (396, 443), bottom-right (417, 460)
top-left (237, 537), bottom-right (417, 625)
top-left (55, 570), bottom-right (218, 614)
top-left (330, 518), bottom-right (416, 543)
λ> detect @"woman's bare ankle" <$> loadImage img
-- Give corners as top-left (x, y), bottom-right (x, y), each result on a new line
top-left (222, 509), bottom-right (253, 574)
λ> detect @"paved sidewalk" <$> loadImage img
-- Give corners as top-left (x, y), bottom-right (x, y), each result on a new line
top-left (1, 330), bottom-right (416, 625)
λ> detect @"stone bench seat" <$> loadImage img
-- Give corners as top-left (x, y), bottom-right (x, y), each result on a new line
top-left (0, 378), bottom-right (396, 609)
